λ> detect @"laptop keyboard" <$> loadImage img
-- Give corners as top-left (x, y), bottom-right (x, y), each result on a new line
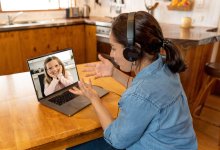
top-left (48, 91), bottom-right (77, 105)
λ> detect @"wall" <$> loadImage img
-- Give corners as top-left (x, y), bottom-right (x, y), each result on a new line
top-left (77, 0), bottom-right (220, 27)
top-left (0, 0), bottom-right (219, 27)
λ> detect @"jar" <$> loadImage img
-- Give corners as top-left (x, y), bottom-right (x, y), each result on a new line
top-left (181, 17), bottom-right (192, 28)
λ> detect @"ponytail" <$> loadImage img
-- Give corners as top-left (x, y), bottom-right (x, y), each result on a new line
top-left (162, 39), bottom-right (187, 73)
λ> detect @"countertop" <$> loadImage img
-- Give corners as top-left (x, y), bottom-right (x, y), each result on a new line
top-left (0, 16), bottom-right (219, 46)
top-left (0, 16), bottom-right (112, 32)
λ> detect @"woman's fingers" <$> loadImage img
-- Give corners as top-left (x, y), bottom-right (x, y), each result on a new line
top-left (70, 79), bottom-right (100, 101)
top-left (84, 63), bottom-right (96, 67)
top-left (85, 72), bottom-right (97, 77)
top-left (69, 86), bottom-right (82, 95)
top-left (98, 54), bottom-right (106, 62)
top-left (79, 78), bottom-right (93, 93)
top-left (88, 78), bottom-right (93, 89)
top-left (82, 67), bottom-right (95, 72)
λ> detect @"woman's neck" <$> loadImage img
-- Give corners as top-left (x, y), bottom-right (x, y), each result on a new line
top-left (133, 54), bottom-right (157, 75)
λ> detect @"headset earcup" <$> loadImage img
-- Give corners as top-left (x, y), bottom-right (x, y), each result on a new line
top-left (123, 47), bottom-right (140, 62)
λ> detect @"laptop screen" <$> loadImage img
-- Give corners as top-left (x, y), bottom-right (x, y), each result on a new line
top-left (27, 49), bottom-right (79, 100)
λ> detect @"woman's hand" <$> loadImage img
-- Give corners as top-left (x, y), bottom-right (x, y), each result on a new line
top-left (83, 54), bottom-right (114, 79)
top-left (69, 78), bottom-right (100, 102)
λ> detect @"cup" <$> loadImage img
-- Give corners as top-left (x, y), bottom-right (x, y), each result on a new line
top-left (181, 17), bottom-right (192, 28)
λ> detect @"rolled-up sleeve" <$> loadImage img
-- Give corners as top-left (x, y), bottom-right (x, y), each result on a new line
top-left (104, 93), bottom-right (159, 149)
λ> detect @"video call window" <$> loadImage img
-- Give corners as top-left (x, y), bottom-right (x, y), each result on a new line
top-left (28, 50), bottom-right (78, 99)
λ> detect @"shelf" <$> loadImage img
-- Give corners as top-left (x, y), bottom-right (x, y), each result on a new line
top-left (167, 4), bottom-right (193, 11)
top-left (167, 0), bottom-right (194, 11)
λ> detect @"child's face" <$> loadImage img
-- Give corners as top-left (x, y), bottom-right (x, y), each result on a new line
top-left (46, 60), bottom-right (61, 77)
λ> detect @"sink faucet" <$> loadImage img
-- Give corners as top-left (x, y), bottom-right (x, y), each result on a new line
top-left (7, 12), bottom-right (24, 25)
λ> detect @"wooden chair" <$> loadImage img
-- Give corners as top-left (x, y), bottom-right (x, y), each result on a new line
top-left (192, 62), bottom-right (220, 127)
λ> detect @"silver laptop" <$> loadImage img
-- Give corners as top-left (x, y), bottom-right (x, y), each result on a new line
top-left (27, 48), bottom-right (109, 116)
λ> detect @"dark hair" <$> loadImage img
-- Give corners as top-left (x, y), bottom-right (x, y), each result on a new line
top-left (44, 56), bottom-right (65, 84)
top-left (111, 11), bottom-right (186, 73)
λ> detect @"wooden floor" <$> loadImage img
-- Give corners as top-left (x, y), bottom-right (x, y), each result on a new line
top-left (193, 94), bottom-right (220, 150)
top-left (196, 129), bottom-right (220, 150)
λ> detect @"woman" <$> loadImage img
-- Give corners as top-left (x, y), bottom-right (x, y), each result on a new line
top-left (44, 56), bottom-right (74, 96)
top-left (69, 11), bottom-right (197, 150)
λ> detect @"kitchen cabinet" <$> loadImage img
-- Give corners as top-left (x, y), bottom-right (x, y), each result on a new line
top-left (85, 25), bottom-right (97, 62)
top-left (0, 31), bottom-right (24, 75)
top-left (0, 25), bottom-right (88, 75)
top-left (20, 25), bottom-right (85, 71)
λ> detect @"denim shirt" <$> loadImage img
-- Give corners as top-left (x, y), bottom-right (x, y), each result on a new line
top-left (104, 56), bottom-right (198, 150)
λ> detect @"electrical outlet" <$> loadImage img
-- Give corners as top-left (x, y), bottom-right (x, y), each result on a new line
top-left (192, 15), bottom-right (205, 25)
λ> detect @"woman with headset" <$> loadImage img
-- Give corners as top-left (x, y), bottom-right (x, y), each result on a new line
top-left (69, 11), bottom-right (197, 150)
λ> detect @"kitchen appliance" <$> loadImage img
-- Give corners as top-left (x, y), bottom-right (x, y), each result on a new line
top-left (72, 7), bottom-right (80, 17)
top-left (96, 25), bottom-right (111, 55)
top-left (66, 7), bottom-right (79, 18)
top-left (83, 4), bottom-right (90, 18)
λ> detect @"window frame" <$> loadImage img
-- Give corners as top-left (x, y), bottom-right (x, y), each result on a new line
top-left (0, 0), bottom-right (67, 12)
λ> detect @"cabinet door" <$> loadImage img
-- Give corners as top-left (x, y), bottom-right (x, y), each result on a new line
top-left (85, 25), bottom-right (97, 62)
top-left (0, 31), bottom-right (23, 75)
top-left (19, 25), bottom-right (86, 71)
top-left (50, 25), bottom-right (86, 64)
top-left (19, 28), bottom-right (53, 71)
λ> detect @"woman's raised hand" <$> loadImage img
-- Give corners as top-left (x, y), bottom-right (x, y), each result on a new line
top-left (69, 78), bottom-right (100, 101)
top-left (83, 54), bottom-right (114, 78)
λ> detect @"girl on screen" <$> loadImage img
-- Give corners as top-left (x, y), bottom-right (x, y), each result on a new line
top-left (44, 56), bottom-right (74, 96)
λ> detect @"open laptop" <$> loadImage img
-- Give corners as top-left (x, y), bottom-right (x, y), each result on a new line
top-left (27, 48), bottom-right (109, 116)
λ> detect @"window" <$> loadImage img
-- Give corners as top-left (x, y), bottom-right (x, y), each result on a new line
top-left (0, 0), bottom-right (70, 11)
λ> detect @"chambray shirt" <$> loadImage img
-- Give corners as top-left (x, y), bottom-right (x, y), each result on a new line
top-left (104, 55), bottom-right (198, 150)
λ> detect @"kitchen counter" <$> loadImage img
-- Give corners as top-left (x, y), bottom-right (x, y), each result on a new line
top-left (0, 18), bottom-right (85, 32)
top-left (161, 24), bottom-right (220, 46)
top-left (0, 17), bottom-right (112, 32)
top-left (1, 16), bottom-right (219, 47)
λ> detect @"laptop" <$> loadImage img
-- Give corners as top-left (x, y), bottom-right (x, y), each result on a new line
top-left (27, 48), bottom-right (109, 116)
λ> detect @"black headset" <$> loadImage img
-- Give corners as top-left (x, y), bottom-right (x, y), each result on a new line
top-left (123, 12), bottom-right (141, 62)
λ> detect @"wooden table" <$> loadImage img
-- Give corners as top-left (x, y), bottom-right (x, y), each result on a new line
top-left (0, 64), bottom-right (125, 150)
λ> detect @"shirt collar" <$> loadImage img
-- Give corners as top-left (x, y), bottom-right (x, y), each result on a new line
top-left (134, 55), bottom-right (164, 80)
